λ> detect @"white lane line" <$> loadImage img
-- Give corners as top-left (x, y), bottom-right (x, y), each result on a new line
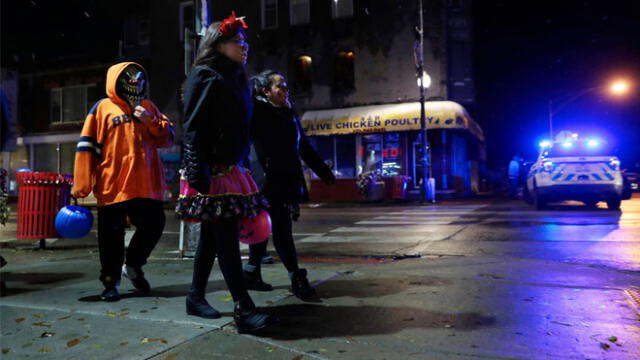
top-left (329, 226), bottom-right (446, 233)
top-left (372, 216), bottom-right (462, 220)
top-left (356, 220), bottom-right (455, 225)
top-left (299, 235), bottom-right (428, 243)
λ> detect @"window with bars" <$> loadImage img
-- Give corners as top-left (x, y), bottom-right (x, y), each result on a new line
top-left (290, 0), bottom-right (310, 25)
top-left (294, 55), bottom-right (312, 91)
top-left (262, 0), bottom-right (278, 29)
top-left (334, 50), bottom-right (355, 90)
top-left (50, 85), bottom-right (99, 124)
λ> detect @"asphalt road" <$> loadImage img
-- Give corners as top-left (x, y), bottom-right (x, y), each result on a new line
top-left (1, 195), bottom-right (639, 359)
top-left (287, 195), bottom-right (640, 273)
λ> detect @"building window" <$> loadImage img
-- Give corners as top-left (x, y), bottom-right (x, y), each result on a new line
top-left (290, 0), bottom-right (310, 25)
top-left (382, 133), bottom-right (402, 176)
top-left (361, 134), bottom-right (382, 173)
top-left (332, 0), bottom-right (354, 19)
top-left (179, 2), bottom-right (194, 42)
top-left (334, 50), bottom-right (355, 90)
top-left (50, 85), bottom-right (99, 124)
top-left (308, 136), bottom-right (335, 178)
top-left (294, 55), bottom-right (312, 91)
top-left (124, 17), bottom-right (150, 47)
top-left (262, 0), bottom-right (278, 29)
top-left (336, 135), bottom-right (356, 178)
top-left (180, 1), bottom-right (197, 75)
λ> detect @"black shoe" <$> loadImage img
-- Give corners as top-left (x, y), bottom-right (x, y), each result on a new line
top-left (234, 298), bottom-right (277, 333)
top-left (122, 265), bottom-right (151, 293)
top-left (100, 286), bottom-right (120, 302)
top-left (290, 268), bottom-right (316, 299)
top-left (186, 294), bottom-right (221, 319)
top-left (261, 255), bottom-right (274, 264)
top-left (243, 270), bottom-right (273, 291)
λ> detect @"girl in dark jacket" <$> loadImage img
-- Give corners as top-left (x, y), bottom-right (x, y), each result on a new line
top-left (245, 70), bottom-right (335, 299)
top-left (176, 13), bottom-right (276, 333)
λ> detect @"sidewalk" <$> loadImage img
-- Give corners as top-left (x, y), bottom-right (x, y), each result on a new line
top-left (1, 243), bottom-right (639, 359)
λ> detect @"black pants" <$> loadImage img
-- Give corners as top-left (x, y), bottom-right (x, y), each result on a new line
top-left (248, 203), bottom-right (299, 273)
top-left (190, 217), bottom-right (249, 302)
top-left (97, 198), bottom-right (165, 287)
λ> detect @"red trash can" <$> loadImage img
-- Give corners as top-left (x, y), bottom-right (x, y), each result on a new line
top-left (16, 172), bottom-right (73, 244)
top-left (390, 175), bottom-right (411, 200)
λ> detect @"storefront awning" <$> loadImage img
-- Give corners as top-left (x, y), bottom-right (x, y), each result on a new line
top-left (301, 101), bottom-right (484, 142)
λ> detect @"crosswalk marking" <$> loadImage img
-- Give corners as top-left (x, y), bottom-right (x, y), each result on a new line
top-left (329, 225), bottom-right (447, 233)
top-left (355, 220), bottom-right (455, 225)
top-left (299, 208), bottom-right (473, 244)
top-left (295, 204), bottom-right (640, 245)
top-left (299, 235), bottom-right (427, 243)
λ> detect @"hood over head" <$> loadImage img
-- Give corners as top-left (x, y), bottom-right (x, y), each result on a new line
top-left (106, 62), bottom-right (148, 107)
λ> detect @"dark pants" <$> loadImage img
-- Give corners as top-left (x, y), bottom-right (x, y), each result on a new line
top-left (248, 203), bottom-right (299, 273)
top-left (508, 178), bottom-right (519, 198)
top-left (190, 217), bottom-right (249, 302)
top-left (97, 198), bottom-right (165, 287)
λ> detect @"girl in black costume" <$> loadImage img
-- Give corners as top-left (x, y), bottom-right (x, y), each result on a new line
top-left (176, 13), bottom-right (276, 333)
top-left (244, 70), bottom-right (335, 299)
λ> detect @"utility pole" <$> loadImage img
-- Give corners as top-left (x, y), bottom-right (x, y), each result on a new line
top-left (414, 0), bottom-right (432, 203)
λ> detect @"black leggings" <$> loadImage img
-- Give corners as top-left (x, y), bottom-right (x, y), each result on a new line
top-left (190, 217), bottom-right (249, 302)
top-left (248, 203), bottom-right (299, 273)
top-left (97, 198), bottom-right (165, 286)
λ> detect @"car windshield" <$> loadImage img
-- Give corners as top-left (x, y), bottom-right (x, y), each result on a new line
top-left (543, 141), bottom-right (613, 158)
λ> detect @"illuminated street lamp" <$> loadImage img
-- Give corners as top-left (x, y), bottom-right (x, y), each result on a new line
top-left (417, 71), bottom-right (431, 89)
top-left (547, 79), bottom-right (632, 139)
top-left (610, 80), bottom-right (630, 95)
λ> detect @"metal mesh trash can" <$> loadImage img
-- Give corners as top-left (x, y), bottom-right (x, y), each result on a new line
top-left (16, 172), bottom-right (73, 244)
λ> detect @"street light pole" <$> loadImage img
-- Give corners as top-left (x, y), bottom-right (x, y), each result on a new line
top-left (414, 0), bottom-right (432, 203)
top-left (547, 82), bottom-right (629, 140)
top-left (547, 99), bottom-right (554, 140)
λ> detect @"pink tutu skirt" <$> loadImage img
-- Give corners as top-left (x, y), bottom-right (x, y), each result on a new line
top-left (175, 165), bottom-right (268, 222)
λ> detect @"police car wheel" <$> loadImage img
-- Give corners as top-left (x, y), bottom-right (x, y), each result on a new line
top-left (533, 190), bottom-right (547, 210)
top-left (606, 197), bottom-right (621, 210)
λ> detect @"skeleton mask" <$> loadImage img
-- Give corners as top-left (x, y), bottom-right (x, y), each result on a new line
top-left (116, 65), bottom-right (146, 106)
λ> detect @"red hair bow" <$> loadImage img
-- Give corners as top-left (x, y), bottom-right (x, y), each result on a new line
top-left (219, 11), bottom-right (248, 36)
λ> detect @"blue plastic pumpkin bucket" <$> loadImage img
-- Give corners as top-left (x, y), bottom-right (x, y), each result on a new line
top-left (55, 205), bottom-right (93, 238)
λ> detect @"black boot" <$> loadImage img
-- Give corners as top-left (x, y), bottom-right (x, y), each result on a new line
top-left (290, 268), bottom-right (316, 300)
top-left (100, 276), bottom-right (120, 302)
top-left (186, 293), bottom-right (221, 319)
top-left (243, 270), bottom-right (273, 291)
top-left (233, 297), bottom-right (277, 333)
top-left (100, 286), bottom-right (120, 302)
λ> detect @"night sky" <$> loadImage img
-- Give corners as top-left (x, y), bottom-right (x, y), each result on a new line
top-left (473, 0), bottom-right (640, 170)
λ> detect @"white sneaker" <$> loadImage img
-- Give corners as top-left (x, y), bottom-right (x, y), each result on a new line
top-left (122, 264), bottom-right (150, 292)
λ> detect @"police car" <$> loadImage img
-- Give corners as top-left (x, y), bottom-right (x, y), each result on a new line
top-left (526, 132), bottom-right (624, 210)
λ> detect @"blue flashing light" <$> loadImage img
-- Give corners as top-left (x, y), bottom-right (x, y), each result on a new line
top-left (561, 141), bottom-right (574, 149)
top-left (539, 140), bottom-right (551, 148)
top-left (586, 139), bottom-right (600, 148)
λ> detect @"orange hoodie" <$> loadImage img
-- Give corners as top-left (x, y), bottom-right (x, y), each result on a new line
top-left (72, 62), bottom-right (174, 206)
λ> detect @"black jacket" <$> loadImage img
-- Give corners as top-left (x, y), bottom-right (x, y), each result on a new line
top-left (181, 56), bottom-right (253, 193)
top-left (251, 99), bottom-right (335, 204)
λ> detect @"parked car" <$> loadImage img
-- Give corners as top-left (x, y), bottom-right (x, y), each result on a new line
top-left (623, 170), bottom-right (639, 196)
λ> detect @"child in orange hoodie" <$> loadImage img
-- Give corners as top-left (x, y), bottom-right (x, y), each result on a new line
top-left (72, 62), bottom-right (174, 301)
